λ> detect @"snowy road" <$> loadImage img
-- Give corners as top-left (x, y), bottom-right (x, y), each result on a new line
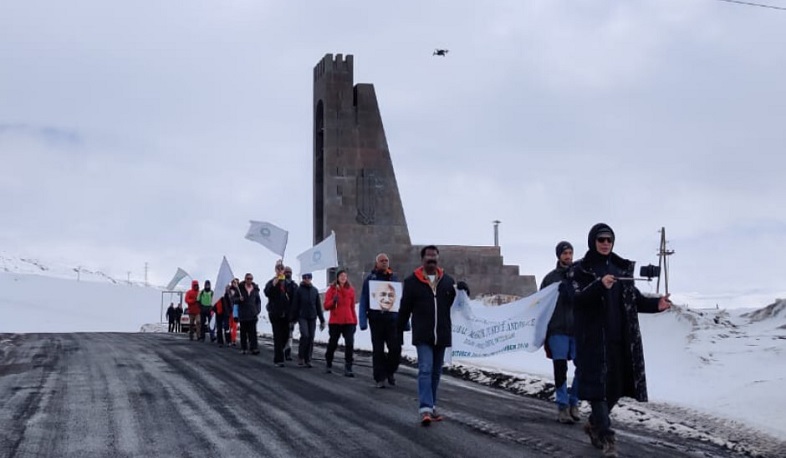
top-left (0, 333), bottom-right (777, 457)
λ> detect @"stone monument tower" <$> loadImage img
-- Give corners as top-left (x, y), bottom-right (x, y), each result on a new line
top-left (313, 53), bottom-right (536, 297)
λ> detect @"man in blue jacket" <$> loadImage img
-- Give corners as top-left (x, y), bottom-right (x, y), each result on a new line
top-left (359, 253), bottom-right (401, 388)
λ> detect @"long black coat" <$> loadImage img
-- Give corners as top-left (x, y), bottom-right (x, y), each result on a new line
top-left (566, 252), bottom-right (660, 402)
top-left (397, 267), bottom-right (456, 347)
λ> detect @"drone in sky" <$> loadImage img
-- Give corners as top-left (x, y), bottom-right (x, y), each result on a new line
top-left (433, 49), bottom-right (449, 57)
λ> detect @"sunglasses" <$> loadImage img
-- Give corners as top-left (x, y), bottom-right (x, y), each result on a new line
top-left (596, 237), bottom-right (613, 244)
top-left (245, 277), bottom-right (253, 281)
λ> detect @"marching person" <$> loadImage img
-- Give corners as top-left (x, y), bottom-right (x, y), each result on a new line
top-left (264, 261), bottom-right (297, 367)
top-left (359, 253), bottom-right (402, 388)
top-left (541, 241), bottom-right (581, 424)
top-left (166, 302), bottom-right (177, 332)
top-left (397, 245), bottom-right (470, 426)
top-left (174, 302), bottom-right (183, 333)
top-left (566, 223), bottom-right (672, 457)
top-left (198, 280), bottom-right (214, 342)
top-left (185, 280), bottom-right (202, 341)
top-left (215, 281), bottom-right (239, 348)
top-left (283, 266), bottom-right (296, 362)
top-left (290, 272), bottom-right (325, 368)
top-left (324, 267), bottom-right (357, 377)
top-left (237, 272), bottom-right (262, 355)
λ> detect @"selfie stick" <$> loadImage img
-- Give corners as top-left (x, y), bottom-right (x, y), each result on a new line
top-left (615, 277), bottom-right (652, 282)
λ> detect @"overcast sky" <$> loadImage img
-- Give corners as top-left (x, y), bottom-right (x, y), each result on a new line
top-left (1, 0), bottom-right (784, 306)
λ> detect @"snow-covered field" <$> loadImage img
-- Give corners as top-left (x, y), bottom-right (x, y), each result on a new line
top-left (1, 264), bottom-right (784, 454)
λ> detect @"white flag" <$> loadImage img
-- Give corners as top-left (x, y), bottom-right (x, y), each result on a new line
top-left (213, 256), bottom-right (235, 305)
top-left (166, 267), bottom-right (190, 291)
top-left (245, 220), bottom-right (288, 257)
top-left (297, 232), bottom-right (338, 274)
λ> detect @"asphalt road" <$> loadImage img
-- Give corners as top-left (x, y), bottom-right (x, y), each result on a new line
top-left (0, 333), bottom-right (775, 458)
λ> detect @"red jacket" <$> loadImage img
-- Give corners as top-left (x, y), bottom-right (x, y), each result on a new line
top-left (324, 284), bottom-right (357, 325)
top-left (185, 281), bottom-right (201, 315)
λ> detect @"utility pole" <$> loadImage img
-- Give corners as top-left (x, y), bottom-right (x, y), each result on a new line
top-left (74, 266), bottom-right (81, 281)
top-left (492, 220), bottom-right (501, 247)
top-left (656, 227), bottom-right (675, 294)
top-left (127, 271), bottom-right (132, 284)
top-left (144, 262), bottom-right (149, 287)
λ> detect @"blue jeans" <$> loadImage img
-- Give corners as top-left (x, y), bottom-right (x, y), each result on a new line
top-left (548, 334), bottom-right (579, 408)
top-left (415, 344), bottom-right (446, 414)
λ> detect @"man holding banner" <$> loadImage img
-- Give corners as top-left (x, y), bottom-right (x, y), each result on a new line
top-left (397, 245), bottom-right (470, 426)
top-left (541, 241), bottom-right (580, 424)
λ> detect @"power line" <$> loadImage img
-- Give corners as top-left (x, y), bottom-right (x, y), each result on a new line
top-left (713, 0), bottom-right (786, 11)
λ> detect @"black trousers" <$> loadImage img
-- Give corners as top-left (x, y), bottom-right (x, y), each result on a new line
top-left (270, 315), bottom-right (291, 363)
top-left (239, 318), bottom-right (258, 351)
top-left (167, 319), bottom-right (175, 332)
top-left (589, 342), bottom-right (627, 440)
top-left (369, 314), bottom-right (401, 382)
top-left (325, 324), bottom-right (355, 368)
top-left (298, 318), bottom-right (317, 364)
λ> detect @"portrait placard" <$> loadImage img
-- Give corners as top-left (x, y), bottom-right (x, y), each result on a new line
top-left (368, 280), bottom-right (402, 312)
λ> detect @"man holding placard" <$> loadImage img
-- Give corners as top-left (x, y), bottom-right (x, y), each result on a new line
top-left (359, 253), bottom-right (402, 388)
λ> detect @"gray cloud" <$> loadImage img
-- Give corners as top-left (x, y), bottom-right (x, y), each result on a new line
top-left (1, 1), bottom-right (784, 305)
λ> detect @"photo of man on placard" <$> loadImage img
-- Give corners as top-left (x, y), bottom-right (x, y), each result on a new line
top-left (368, 280), bottom-right (402, 312)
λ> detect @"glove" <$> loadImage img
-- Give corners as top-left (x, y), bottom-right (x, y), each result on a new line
top-left (319, 321), bottom-right (326, 332)
top-left (457, 281), bottom-right (470, 296)
top-left (233, 317), bottom-right (239, 323)
top-left (360, 322), bottom-right (367, 331)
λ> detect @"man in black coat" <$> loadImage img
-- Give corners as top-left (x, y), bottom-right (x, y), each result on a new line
top-left (541, 241), bottom-right (580, 424)
top-left (264, 261), bottom-right (297, 367)
top-left (566, 223), bottom-right (671, 456)
top-left (359, 253), bottom-right (402, 388)
top-left (290, 273), bottom-right (325, 368)
top-left (397, 245), bottom-right (469, 426)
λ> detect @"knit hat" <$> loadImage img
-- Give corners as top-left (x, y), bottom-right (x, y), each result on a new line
top-left (555, 241), bottom-right (573, 258)
top-left (588, 223), bottom-right (615, 250)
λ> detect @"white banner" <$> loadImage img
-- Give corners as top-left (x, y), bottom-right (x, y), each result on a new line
top-left (166, 267), bottom-right (190, 291)
top-left (296, 232), bottom-right (338, 274)
top-left (245, 220), bottom-right (289, 257)
top-left (450, 283), bottom-right (559, 358)
top-left (213, 256), bottom-right (235, 306)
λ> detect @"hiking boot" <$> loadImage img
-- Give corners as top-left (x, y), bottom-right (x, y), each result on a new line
top-left (344, 368), bottom-right (355, 377)
top-left (557, 407), bottom-right (576, 424)
top-left (298, 358), bottom-right (305, 366)
top-left (430, 411), bottom-right (444, 422)
top-left (241, 350), bottom-right (247, 355)
top-left (420, 413), bottom-right (432, 426)
top-left (569, 405), bottom-right (581, 422)
top-left (387, 375), bottom-right (396, 386)
top-left (275, 363), bottom-right (285, 368)
top-left (583, 422), bottom-right (603, 449)
top-left (602, 435), bottom-right (618, 457)
top-left (375, 380), bottom-right (386, 389)
top-left (325, 364), bottom-right (332, 374)
top-left (251, 349), bottom-right (260, 355)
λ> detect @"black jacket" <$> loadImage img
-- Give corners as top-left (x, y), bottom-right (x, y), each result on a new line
top-left (540, 262), bottom-right (573, 337)
top-left (166, 306), bottom-right (176, 321)
top-left (397, 267), bottom-right (456, 347)
top-left (566, 251), bottom-right (660, 402)
top-left (291, 282), bottom-right (325, 322)
top-left (236, 282), bottom-right (262, 321)
top-left (264, 278), bottom-right (297, 319)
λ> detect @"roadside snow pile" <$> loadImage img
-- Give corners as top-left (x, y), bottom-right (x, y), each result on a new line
top-left (741, 299), bottom-right (786, 323)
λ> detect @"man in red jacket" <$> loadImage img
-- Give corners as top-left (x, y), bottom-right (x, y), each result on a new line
top-left (185, 280), bottom-right (202, 341)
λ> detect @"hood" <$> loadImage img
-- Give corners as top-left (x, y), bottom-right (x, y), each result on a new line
top-left (587, 222), bottom-right (615, 253)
